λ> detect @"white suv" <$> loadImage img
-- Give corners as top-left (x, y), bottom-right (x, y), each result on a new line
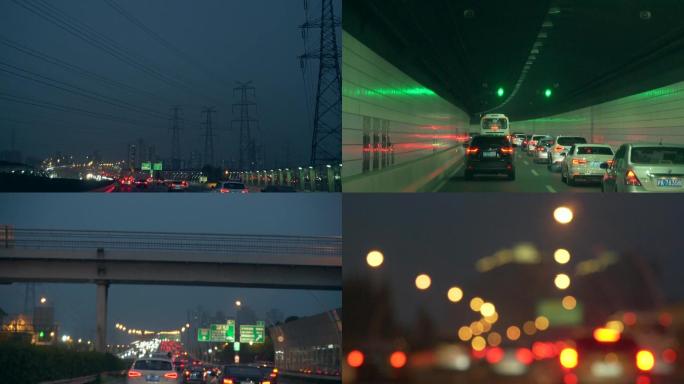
top-left (550, 136), bottom-right (588, 166)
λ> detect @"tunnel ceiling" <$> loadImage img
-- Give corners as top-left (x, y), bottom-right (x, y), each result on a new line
top-left (344, 0), bottom-right (684, 122)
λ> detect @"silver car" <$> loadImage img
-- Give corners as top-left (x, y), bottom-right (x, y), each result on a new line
top-left (549, 135), bottom-right (588, 164)
top-left (511, 133), bottom-right (526, 147)
top-left (533, 138), bottom-right (555, 163)
top-left (560, 144), bottom-right (614, 185)
top-left (526, 135), bottom-right (552, 154)
top-left (127, 358), bottom-right (179, 383)
top-left (600, 143), bottom-right (684, 193)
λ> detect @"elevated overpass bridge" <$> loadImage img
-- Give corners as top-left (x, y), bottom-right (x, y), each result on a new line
top-left (0, 228), bottom-right (341, 352)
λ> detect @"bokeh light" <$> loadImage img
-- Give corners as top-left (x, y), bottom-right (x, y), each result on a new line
top-left (554, 273), bottom-right (571, 289)
top-left (470, 297), bottom-right (484, 311)
top-left (347, 350), bottom-right (364, 368)
top-left (554, 248), bottom-right (571, 264)
top-left (366, 250), bottom-right (384, 268)
top-left (487, 332), bottom-right (502, 347)
top-left (389, 351), bottom-right (407, 368)
top-left (535, 316), bottom-right (550, 331)
top-left (562, 295), bottom-right (577, 310)
top-left (415, 274), bottom-right (432, 290)
top-left (471, 336), bottom-right (486, 351)
top-left (506, 326), bottom-right (521, 341)
top-left (560, 348), bottom-right (578, 369)
top-left (447, 286), bottom-right (464, 303)
top-left (553, 206), bottom-right (574, 224)
top-left (523, 321), bottom-right (537, 335)
top-left (480, 302), bottom-right (496, 317)
top-left (458, 326), bottom-right (473, 341)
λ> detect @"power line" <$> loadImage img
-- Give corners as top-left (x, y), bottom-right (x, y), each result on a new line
top-left (201, 107), bottom-right (217, 167)
top-left (10, 0), bottom-right (223, 105)
top-left (232, 81), bottom-right (259, 171)
top-left (169, 106), bottom-right (183, 170)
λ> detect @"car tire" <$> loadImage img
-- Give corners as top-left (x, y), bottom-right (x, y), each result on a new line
top-left (507, 171), bottom-right (515, 181)
top-left (561, 168), bottom-right (567, 183)
top-left (568, 176), bottom-right (575, 186)
top-left (464, 170), bottom-right (474, 181)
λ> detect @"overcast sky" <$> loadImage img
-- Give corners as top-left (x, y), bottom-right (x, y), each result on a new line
top-left (0, 0), bottom-right (340, 167)
top-left (0, 193), bottom-right (341, 342)
top-left (344, 194), bottom-right (684, 335)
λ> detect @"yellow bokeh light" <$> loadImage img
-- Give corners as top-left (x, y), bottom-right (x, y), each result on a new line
top-left (606, 320), bottom-right (624, 333)
top-left (483, 312), bottom-right (499, 324)
top-left (458, 326), bottom-right (472, 341)
top-left (487, 332), bottom-right (502, 347)
top-left (554, 248), bottom-right (571, 264)
top-left (415, 274), bottom-right (432, 290)
top-left (562, 295), bottom-right (577, 310)
top-left (481, 320), bottom-right (492, 333)
top-left (447, 287), bottom-right (464, 303)
top-left (535, 316), bottom-right (550, 331)
top-left (554, 273), bottom-right (571, 290)
top-left (553, 206), bottom-right (574, 224)
top-left (366, 250), bottom-right (384, 268)
top-left (506, 326), bottom-right (521, 341)
top-left (470, 297), bottom-right (484, 311)
top-left (471, 336), bottom-right (486, 351)
top-left (480, 302), bottom-right (496, 317)
top-left (523, 321), bottom-right (537, 335)
top-left (470, 321), bottom-right (484, 335)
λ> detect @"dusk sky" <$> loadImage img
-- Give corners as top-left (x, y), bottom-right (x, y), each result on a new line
top-left (0, 193), bottom-right (341, 343)
top-left (0, 0), bottom-right (340, 167)
top-left (344, 194), bottom-right (684, 335)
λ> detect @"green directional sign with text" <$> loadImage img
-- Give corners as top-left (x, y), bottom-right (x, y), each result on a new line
top-left (208, 320), bottom-right (235, 342)
top-left (141, 162), bottom-right (152, 171)
top-left (152, 162), bottom-right (163, 171)
top-left (197, 328), bottom-right (210, 342)
top-left (239, 323), bottom-right (265, 343)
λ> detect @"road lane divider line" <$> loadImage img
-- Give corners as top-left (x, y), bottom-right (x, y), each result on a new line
top-left (523, 160), bottom-right (529, 165)
top-left (432, 163), bottom-right (464, 192)
top-left (545, 185), bottom-right (556, 193)
top-left (531, 169), bottom-right (539, 176)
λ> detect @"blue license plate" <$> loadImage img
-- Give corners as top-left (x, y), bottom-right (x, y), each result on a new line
top-left (146, 375), bottom-right (160, 382)
top-left (657, 178), bottom-right (682, 187)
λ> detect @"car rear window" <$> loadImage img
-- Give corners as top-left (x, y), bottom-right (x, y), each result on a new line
top-left (539, 139), bottom-right (555, 146)
top-left (557, 137), bottom-right (587, 146)
top-left (577, 146), bottom-right (613, 155)
top-left (224, 366), bottom-right (262, 376)
top-left (471, 136), bottom-right (510, 147)
top-left (134, 360), bottom-right (172, 371)
top-left (223, 182), bottom-right (245, 189)
top-left (630, 147), bottom-right (684, 164)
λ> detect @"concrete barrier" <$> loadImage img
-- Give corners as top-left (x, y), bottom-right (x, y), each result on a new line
top-left (342, 146), bottom-right (464, 192)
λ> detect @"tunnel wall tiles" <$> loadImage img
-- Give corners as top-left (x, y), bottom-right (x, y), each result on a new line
top-left (512, 80), bottom-right (684, 147)
top-left (342, 31), bottom-right (470, 179)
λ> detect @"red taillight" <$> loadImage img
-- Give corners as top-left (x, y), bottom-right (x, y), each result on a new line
top-left (164, 372), bottom-right (178, 379)
top-left (500, 147), bottom-right (514, 154)
top-left (625, 169), bottom-right (642, 186)
top-left (516, 348), bottom-right (534, 365)
top-left (223, 379), bottom-right (234, 384)
top-left (220, 188), bottom-right (230, 193)
top-left (554, 145), bottom-right (564, 153)
top-left (128, 371), bottom-right (142, 377)
top-left (572, 158), bottom-right (587, 165)
top-left (559, 347), bottom-right (578, 369)
top-left (241, 189), bottom-right (248, 194)
top-left (636, 350), bottom-right (655, 371)
top-left (466, 147), bottom-right (479, 155)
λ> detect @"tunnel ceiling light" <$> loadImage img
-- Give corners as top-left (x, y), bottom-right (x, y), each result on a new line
top-left (497, 87), bottom-right (505, 97)
top-left (545, 88), bottom-right (553, 98)
top-left (542, 21), bottom-right (554, 28)
top-left (548, 7), bottom-right (561, 15)
top-left (531, 49), bottom-right (540, 54)
top-left (533, 41), bottom-right (544, 47)
top-left (537, 32), bottom-right (548, 38)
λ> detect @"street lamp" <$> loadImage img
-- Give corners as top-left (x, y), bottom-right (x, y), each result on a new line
top-left (235, 300), bottom-right (242, 307)
top-left (40, 297), bottom-right (47, 304)
top-left (553, 206), bottom-right (573, 224)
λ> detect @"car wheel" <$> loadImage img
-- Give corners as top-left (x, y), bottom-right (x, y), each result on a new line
top-left (508, 171), bottom-right (515, 181)
top-left (560, 168), bottom-right (567, 183)
top-left (464, 170), bottom-right (473, 181)
top-left (568, 176), bottom-right (575, 186)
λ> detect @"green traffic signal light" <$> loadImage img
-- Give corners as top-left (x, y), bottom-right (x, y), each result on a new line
top-left (39, 331), bottom-right (45, 338)
top-left (544, 88), bottom-right (552, 98)
top-left (496, 87), bottom-right (505, 97)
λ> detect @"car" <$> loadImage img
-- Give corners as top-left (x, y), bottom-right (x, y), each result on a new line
top-left (255, 363), bottom-right (278, 384)
top-left (463, 135), bottom-right (515, 181)
top-left (480, 113), bottom-right (510, 136)
top-left (134, 176), bottom-right (151, 188)
top-left (600, 143), bottom-right (684, 192)
top-left (127, 358), bottom-right (179, 383)
top-left (549, 135), bottom-right (588, 166)
top-left (180, 367), bottom-right (204, 383)
top-left (119, 175), bottom-right (135, 185)
top-left (261, 185), bottom-right (296, 192)
top-left (526, 134), bottom-right (552, 154)
top-left (533, 138), bottom-right (556, 163)
top-left (220, 365), bottom-right (270, 384)
top-left (511, 133), bottom-right (526, 147)
top-left (521, 134), bottom-right (533, 150)
top-left (218, 181), bottom-right (248, 193)
top-left (167, 180), bottom-right (188, 192)
top-left (560, 144), bottom-right (614, 185)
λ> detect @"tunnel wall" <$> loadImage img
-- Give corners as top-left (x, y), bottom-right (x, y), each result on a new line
top-left (512, 80), bottom-right (684, 147)
top-left (342, 31), bottom-right (470, 192)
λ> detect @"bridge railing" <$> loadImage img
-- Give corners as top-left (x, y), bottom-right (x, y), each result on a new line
top-left (1, 227), bottom-right (341, 258)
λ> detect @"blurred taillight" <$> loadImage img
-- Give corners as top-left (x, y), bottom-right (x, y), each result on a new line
top-left (466, 147), bottom-right (479, 155)
top-left (554, 145), bottom-right (564, 153)
top-left (220, 188), bottom-right (230, 193)
top-left (559, 347), bottom-right (578, 369)
top-left (500, 147), bottom-right (514, 154)
top-left (241, 189), bottom-right (248, 193)
top-left (593, 327), bottom-right (620, 343)
top-left (663, 348), bottom-right (677, 363)
top-left (261, 381), bottom-right (271, 384)
top-left (347, 350), bottom-right (364, 368)
top-left (625, 169), bottom-right (642, 186)
top-left (223, 379), bottom-right (234, 384)
top-left (572, 158), bottom-right (587, 165)
top-left (164, 372), bottom-right (178, 379)
top-left (636, 350), bottom-right (655, 371)
top-left (128, 370), bottom-right (142, 377)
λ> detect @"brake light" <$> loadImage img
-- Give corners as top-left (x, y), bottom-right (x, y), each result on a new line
top-left (273, 368), bottom-right (278, 373)
top-left (220, 188), bottom-right (230, 193)
top-left (625, 169), bottom-right (642, 186)
top-left (241, 189), bottom-right (248, 194)
top-left (593, 327), bottom-right (620, 343)
top-left (223, 379), bottom-right (234, 384)
top-left (164, 372), bottom-right (178, 379)
top-left (554, 145), bottom-right (564, 153)
top-left (261, 381), bottom-right (271, 384)
top-left (559, 347), bottom-right (578, 369)
top-left (636, 350), bottom-right (655, 371)
top-left (500, 147), bottom-right (514, 154)
top-left (572, 158), bottom-right (587, 165)
top-left (466, 147), bottom-right (479, 155)
top-left (347, 350), bottom-right (365, 368)
top-left (128, 371), bottom-right (142, 377)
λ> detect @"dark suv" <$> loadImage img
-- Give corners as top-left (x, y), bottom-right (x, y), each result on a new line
top-left (464, 135), bottom-right (515, 180)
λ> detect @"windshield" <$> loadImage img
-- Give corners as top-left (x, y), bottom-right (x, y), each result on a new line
top-left (577, 146), bottom-right (613, 155)
top-left (223, 182), bottom-right (245, 189)
top-left (631, 147), bottom-right (684, 164)
top-left (557, 137), bottom-right (587, 146)
top-left (224, 366), bottom-right (262, 376)
top-left (481, 118), bottom-right (508, 131)
top-left (471, 136), bottom-right (510, 148)
top-left (134, 360), bottom-right (172, 371)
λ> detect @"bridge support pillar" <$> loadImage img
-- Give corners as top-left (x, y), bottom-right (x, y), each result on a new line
top-left (95, 281), bottom-right (109, 352)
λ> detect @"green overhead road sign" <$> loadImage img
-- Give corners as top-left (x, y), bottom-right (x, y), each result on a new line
top-left (152, 162), bottom-right (163, 171)
top-left (209, 320), bottom-right (235, 342)
top-left (239, 324), bottom-right (265, 343)
top-left (197, 328), bottom-right (210, 342)
top-left (233, 342), bottom-right (240, 352)
top-left (536, 299), bottom-right (583, 326)
top-left (141, 162), bottom-right (152, 171)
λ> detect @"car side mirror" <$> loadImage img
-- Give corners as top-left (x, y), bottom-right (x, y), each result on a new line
top-left (599, 162), bottom-right (608, 169)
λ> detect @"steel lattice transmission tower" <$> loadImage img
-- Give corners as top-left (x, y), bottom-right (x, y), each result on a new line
top-left (232, 81), bottom-right (259, 171)
top-left (201, 107), bottom-right (217, 167)
top-left (169, 106), bottom-right (183, 170)
top-left (23, 283), bottom-right (36, 315)
top-left (300, 0), bottom-right (341, 166)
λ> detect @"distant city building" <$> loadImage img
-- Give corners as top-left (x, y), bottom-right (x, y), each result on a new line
top-left (127, 144), bottom-right (137, 170)
top-left (0, 150), bottom-right (22, 163)
top-left (266, 308), bottom-right (284, 325)
top-left (236, 305), bottom-right (257, 327)
top-left (189, 150), bottom-right (201, 170)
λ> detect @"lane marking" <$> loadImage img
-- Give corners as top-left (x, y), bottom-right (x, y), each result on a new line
top-left (545, 185), bottom-right (556, 193)
top-left (523, 160), bottom-right (529, 165)
top-left (432, 163), bottom-right (464, 192)
top-left (531, 169), bottom-right (539, 176)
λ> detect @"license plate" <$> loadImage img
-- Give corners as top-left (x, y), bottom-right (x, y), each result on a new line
top-left (591, 161), bottom-right (601, 168)
top-left (483, 151), bottom-right (497, 158)
top-left (146, 375), bottom-right (160, 382)
top-left (657, 178), bottom-right (682, 187)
